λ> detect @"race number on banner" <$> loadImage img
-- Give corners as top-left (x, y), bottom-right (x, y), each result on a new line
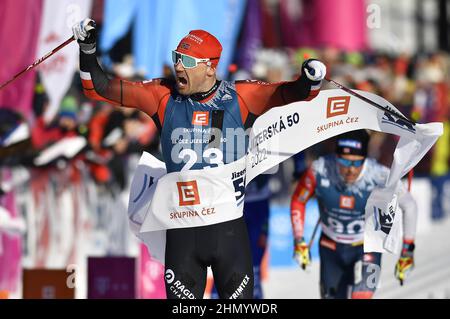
top-left (245, 90), bottom-right (442, 185)
top-left (128, 153), bottom-right (246, 263)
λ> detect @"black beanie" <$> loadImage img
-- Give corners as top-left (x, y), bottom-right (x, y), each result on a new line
top-left (335, 129), bottom-right (370, 156)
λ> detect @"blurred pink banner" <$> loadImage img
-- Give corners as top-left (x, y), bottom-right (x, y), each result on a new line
top-left (138, 244), bottom-right (166, 299)
top-left (314, 0), bottom-right (367, 51)
top-left (0, 0), bottom-right (43, 119)
top-left (0, 171), bottom-right (22, 295)
top-left (280, 0), bottom-right (367, 50)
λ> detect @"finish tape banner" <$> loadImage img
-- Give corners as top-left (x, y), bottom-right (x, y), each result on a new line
top-left (128, 89), bottom-right (443, 262)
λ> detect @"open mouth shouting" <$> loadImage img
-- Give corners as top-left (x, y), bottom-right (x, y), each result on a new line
top-left (176, 74), bottom-right (189, 92)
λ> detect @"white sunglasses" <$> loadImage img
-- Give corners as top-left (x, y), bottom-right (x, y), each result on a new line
top-left (172, 50), bottom-right (218, 69)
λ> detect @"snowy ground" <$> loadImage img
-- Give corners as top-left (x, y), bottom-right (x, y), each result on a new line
top-left (263, 217), bottom-right (450, 299)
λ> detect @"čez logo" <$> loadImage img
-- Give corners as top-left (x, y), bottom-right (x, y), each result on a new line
top-left (177, 180), bottom-right (200, 206)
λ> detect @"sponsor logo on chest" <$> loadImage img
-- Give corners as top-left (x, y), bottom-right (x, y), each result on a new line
top-left (339, 195), bottom-right (355, 210)
top-left (192, 111), bottom-right (209, 126)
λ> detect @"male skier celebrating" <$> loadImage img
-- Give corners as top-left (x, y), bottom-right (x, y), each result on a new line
top-left (291, 130), bottom-right (418, 298)
top-left (73, 18), bottom-right (326, 299)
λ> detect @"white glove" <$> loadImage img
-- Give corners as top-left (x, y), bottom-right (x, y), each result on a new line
top-left (72, 18), bottom-right (96, 42)
top-left (303, 59), bottom-right (326, 82)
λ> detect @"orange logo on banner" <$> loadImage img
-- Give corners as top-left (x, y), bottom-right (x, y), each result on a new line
top-left (177, 181), bottom-right (200, 206)
top-left (327, 96), bottom-right (350, 118)
top-left (192, 111), bottom-right (209, 126)
top-left (339, 195), bottom-right (355, 210)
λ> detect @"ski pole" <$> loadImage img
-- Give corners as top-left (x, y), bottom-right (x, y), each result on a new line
top-left (308, 217), bottom-right (321, 250)
top-left (0, 36), bottom-right (75, 90)
top-left (325, 78), bottom-right (416, 126)
top-left (301, 217), bottom-right (321, 270)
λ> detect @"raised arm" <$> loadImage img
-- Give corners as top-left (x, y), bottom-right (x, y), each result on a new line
top-left (235, 59), bottom-right (326, 127)
top-left (73, 19), bottom-right (171, 118)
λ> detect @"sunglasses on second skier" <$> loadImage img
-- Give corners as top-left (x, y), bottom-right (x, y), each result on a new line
top-left (172, 51), bottom-right (218, 69)
top-left (336, 157), bottom-right (365, 168)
